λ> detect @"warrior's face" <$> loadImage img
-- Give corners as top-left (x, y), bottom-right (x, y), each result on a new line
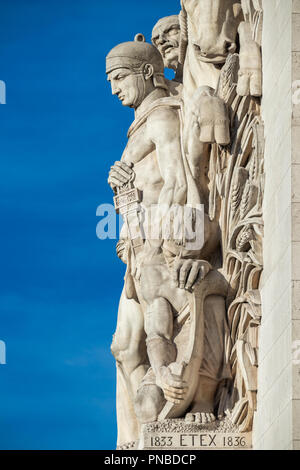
top-left (152, 17), bottom-right (180, 71)
top-left (107, 67), bottom-right (146, 109)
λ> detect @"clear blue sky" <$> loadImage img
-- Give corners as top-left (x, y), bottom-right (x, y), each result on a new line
top-left (0, 0), bottom-right (179, 450)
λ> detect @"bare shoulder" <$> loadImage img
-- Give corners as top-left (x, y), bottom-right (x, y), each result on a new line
top-left (147, 105), bottom-right (180, 142)
top-left (148, 105), bottom-right (179, 123)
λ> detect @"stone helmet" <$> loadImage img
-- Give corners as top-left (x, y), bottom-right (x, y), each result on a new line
top-left (106, 35), bottom-right (167, 90)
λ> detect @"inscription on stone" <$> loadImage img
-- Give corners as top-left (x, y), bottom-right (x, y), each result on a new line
top-left (142, 432), bottom-right (252, 450)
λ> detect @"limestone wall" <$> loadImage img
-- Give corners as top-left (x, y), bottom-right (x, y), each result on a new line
top-left (254, 0), bottom-right (300, 450)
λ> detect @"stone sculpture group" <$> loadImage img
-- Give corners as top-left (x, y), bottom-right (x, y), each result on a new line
top-left (105, 0), bottom-right (264, 449)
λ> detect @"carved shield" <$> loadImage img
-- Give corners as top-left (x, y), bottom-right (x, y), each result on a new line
top-left (158, 269), bottom-right (228, 420)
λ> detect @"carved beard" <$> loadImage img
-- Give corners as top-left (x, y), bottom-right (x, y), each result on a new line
top-left (130, 74), bottom-right (146, 109)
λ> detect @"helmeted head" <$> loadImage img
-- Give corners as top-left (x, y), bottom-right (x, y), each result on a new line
top-left (106, 36), bottom-right (167, 109)
top-left (151, 15), bottom-right (180, 70)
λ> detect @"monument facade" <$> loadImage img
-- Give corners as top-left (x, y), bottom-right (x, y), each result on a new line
top-left (104, 0), bottom-right (300, 450)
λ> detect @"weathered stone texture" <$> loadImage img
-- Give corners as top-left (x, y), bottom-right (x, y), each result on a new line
top-left (254, 0), bottom-right (300, 450)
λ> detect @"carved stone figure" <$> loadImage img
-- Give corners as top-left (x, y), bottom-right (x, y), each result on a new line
top-left (180, 0), bottom-right (264, 433)
top-left (179, 0), bottom-right (242, 96)
top-left (179, 0), bottom-right (262, 99)
top-left (151, 15), bottom-right (183, 87)
top-left (152, 16), bottom-right (180, 71)
top-left (151, 16), bottom-right (183, 99)
top-left (106, 36), bottom-right (231, 449)
top-left (104, 0), bottom-right (264, 450)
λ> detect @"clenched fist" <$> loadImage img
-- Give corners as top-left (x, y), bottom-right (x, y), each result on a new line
top-left (108, 161), bottom-right (134, 191)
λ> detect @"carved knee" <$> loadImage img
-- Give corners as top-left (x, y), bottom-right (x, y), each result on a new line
top-left (134, 385), bottom-right (165, 424)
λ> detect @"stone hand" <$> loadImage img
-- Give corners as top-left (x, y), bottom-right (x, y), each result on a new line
top-left (195, 88), bottom-right (230, 145)
top-left (237, 53), bottom-right (262, 97)
top-left (116, 239), bottom-right (127, 263)
top-left (237, 22), bottom-right (262, 97)
top-left (108, 161), bottom-right (134, 191)
top-left (157, 365), bottom-right (188, 405)
top-left (172, 259), bottom-right (211, 291)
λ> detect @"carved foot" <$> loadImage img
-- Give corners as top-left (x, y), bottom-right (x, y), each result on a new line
top-left (185, 412), bottom-right (216, 424)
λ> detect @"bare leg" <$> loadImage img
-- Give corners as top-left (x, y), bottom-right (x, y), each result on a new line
top-left (112, 288), bottom-right (149, 446)
top-left (145, 296), bottom-right (187, 398)
top-left (116, 363), bottom-right (140, 447)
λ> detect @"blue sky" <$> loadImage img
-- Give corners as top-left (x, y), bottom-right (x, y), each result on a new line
top-left (0, 0), bottom-right (179, 450)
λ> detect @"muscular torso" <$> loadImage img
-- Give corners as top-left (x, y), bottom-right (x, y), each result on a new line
top-left (121, 122), bottom-right (163, 208)
top-left (118, 100), bottom-right (220, 264)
